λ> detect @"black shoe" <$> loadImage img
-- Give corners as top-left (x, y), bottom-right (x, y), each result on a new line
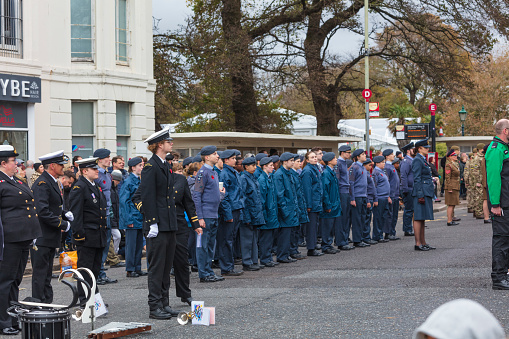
top-left (96, 278), bottom-right (106, 285)
top-left (258, 263), bottom-right (265, 269)
top-left (388, 235), bottom-right (400, 241)
top-left (485, 219), bottom-right (492, 224)
top-left (315, 243), bottom-right (322, 250)
top-left (263, 262), bottom-right (276, 267)
top-left (200, 276), bottom-right (216, 283)
top-left (191, 265), bottom-right (198, 272)
top-left (163, 306), bottom-right (182, 317)
top-left (110, 261), bottom-right (126, 268)
top-left (414, 245), bottom-right (429, 251)
top-left (243, 264), bottom-right (260, 271)
top-left (149, 308), bottom-right (172, 320)
top-left (447, 221), bottom-right (459, 226)
top-left (452, 217), bottom-right (461, 221)
top-left (404, 232), bottom-right (415, 236)
top-left (423, 244), bottom-right (436, 250)
top-left (101, 276), bottom-right (118, 284)
top-left (354, 242), bottom-right (369, 248)
top-left (290, 253), bottom-right (306, 260)
top-left (1, 327), bottom-right (20, 335)
top-left (223, 270), bottom-right (244, 276)
top-left (366, 240), bottom-right (378, 245)
top-left (126, 271), bottom-right (140, 278)
top-left (322, 248), bottom-right (338, 254)
top-left (211, 261), bottom-right (220, 269)
top-left (378, 239), bottom-right (390, 243)
top-left (135, 271), bottom-right (148, 276)
top-left (181, 297), bottom-right (193, 306)
top-left (298, 241), bottom-right (307, 247)
top-left (339, 245), bottom-right (355, 250)
top-left (272, 261), bottom-right (280, 265)
top-left (493, 279), bottom-right (509, 290)
top-left (213, 274), bottom-right (225, 281)
top-left (307, 249), bottom-right (324, 256)
top-left (277, 258), bottom-right (294, 263)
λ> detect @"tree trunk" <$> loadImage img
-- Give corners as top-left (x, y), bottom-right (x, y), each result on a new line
top-left (221, 0), bottom-right (261, 132)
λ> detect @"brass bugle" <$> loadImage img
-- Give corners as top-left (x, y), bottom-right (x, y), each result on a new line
top-left (177, 311), bottom-right (196, 325)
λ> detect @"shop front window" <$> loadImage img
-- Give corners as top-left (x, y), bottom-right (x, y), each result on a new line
top-left (0, 130), bottom-right (26, 160)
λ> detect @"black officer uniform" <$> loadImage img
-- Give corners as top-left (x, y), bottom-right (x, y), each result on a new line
top-left (31, 151), bottom-right (70, 303)
top-left (139, 128), bottom-right (179, 319)
top-left (0, 146), bottom-right (42, 335)
top-left (68, 157), bottom-right (108, 306)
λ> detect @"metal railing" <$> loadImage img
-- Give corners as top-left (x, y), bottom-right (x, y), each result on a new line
top-left (0, 0), bottom-right (22, 58)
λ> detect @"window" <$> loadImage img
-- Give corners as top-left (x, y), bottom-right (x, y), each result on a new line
top-left (0, 0), bottom-right (22, 58)
top-left (115, 0), bottom-right (129, 64)
top-left (71, 0), bottom-right (93, 61)
top-left (116, 102), bottom-right (130, 160)
top-left (72, 102), bottom-right (94, 158)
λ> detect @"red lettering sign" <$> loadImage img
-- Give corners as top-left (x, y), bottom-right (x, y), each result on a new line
top-left (0, 105), bottom-right (15, 127)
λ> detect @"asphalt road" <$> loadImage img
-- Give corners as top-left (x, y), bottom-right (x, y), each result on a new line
top-left (5, 204), bottom-right (509, 338)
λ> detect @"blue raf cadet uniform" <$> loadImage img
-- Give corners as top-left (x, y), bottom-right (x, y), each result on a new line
top-left (254, 153), bottom-right (267, 179)
top-left (400, 142), bottom-right (415, 235)
top-left (273, 154), bottom-right (300, 263)
top-left (335, 145), bottom-right (354, 250)
top-left (412, 140), bottom-right (434, 221)
top-left (372, 156), bottom-right (390, 242)
top-left (290, 154), bottom-right (308, 259)
top-left (217, 149), bottom-right (244, 275)
top-left (320, 152), bottom-right (341, 254)
top-left (362, 159), bottom-right (377, 244)
top-left (382, 149), bottom-right (401, 240)
top-left (258, 157), bottom-right (280, 267)
top-left (301, 156), bottom-right (324, 256)
top-left (349, 149), bottom-right (368, 247)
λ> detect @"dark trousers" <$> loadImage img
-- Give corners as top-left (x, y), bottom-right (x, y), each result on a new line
top-left (402, 193), bottom-right (414, 233)
top-left (320, 218), bottom-right (335, 250)
top-left (299, 222), bottom-right (306, 244)
top-left (125, 228), bottom-right (143, 272)
top-left (196, 218), bottom-right (218, 279)
top-left (390, 198), bottom-right (400, 235)
top-left (99, 225), bottom-right (112, 279)
top-left (217, 210), bottom-right (241, 274)
top-left (188, 229), bottom-right (196, 266)
top-left (173, 232), bottom-right (191, 299)
top-left (276, 227), bottom-right (292, 261)
top-left (491, 214), bottom-right (509, 283)
top-left (362, 204), bottom-right (373, 242)
top-left (146, 231), bottom-right (176, 311)
top-left (0, 241), bottom-right (30, 330)
top-left (335, 193), bottom-right (351, 246)
top-left (30, 246), bottom-right (56, 303)
top-left (373, 198), bottom-right (389, 241)
top-left (259, 229), bottom-right (276, 264)
top-left (239, 223), bottom-right (259, 266)
top-left (290, 226), bottom-right (299, 255)
top-left (76, 245), bottom-right (103, 306)
top-left (351, 197), bottom-right (367, 243)
top-left (305, 212), bottom-right (320, 250)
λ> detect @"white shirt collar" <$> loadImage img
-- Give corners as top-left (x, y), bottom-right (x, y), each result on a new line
top-left (85, 177), bottom-right (95, 186)
top-left (47, 172), bottom-right (58, 182)
top-left (156, 155), bottom-right (165, 164)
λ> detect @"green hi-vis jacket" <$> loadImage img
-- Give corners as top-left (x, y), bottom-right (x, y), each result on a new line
top-left (485, 136), bottom-right (509, 208)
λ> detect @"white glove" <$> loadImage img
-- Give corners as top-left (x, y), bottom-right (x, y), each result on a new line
top-left (65, 221), bottom-right (71, 232)
top-left (147, 224), bottom-right (159, 238)
top-left (65, 211), bottom-right (74, 221)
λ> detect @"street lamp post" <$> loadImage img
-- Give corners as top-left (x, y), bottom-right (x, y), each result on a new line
top-left (458, 105), bottom-right (468, 136)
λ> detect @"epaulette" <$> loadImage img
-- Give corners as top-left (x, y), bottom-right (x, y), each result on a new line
top-left (72, 185), bottom-right (80, 190)
top-left (136, 202), bottom-right (142, 211)
top-left (144, 163), bottom-right (152, 167)
top-left (38, 181), bottom-right (46, 185)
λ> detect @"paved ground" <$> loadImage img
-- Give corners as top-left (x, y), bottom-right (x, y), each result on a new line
top-left (5, 204), bottom-right (509, 338)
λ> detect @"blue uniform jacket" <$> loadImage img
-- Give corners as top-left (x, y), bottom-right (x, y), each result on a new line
top-left (400, 155), bottom-right (414, 193)
top-left (300, 164), bottom-right (323, 213)
top-left (192, 164), bottom-right (221, 219)
top-left (213, 166), bottom-right (221, 177)
top-left (384, 162), bottom-right (400, 198)
top-left (412, 153), bottom-right (434, 198)
top-left (349, 161), bottom-right (368, 201)
top-left (119, 173), bottom-right (143, 230)
top-left (219, 164), bottom-right (244, 221)
top-left (366, 173), bottom-right (378, 203)
top-left (335, 157), bottom-right (350, 194)
top-left (254, 166), bottom-right (263, 179)
top-left (290, 169), bottom-right (310, 224)
top-left (257, 171), bottom-right (279, 229)
top-left (373, 167), bottom-right (390, 199)
top-left (320, 166), bottom-right (341, 218)
top-left (273, 167), bottom-right (300, 228)
top-left (95, 167), bottom-right (112, 207)
top-left (239, 172), bottom-right (265, 226)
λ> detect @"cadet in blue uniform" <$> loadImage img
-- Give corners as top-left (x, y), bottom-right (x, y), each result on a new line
top-left (217, 149), bottom-right (244, 276)
top-left (192, 145), bottom-right (225, 282)
top-left (335, 145), bottom-right (354, 251)
top-left (349, 149), bottom-right (369, 247)
top-left (372, 156), bottom-right (391, 243)
top-left (0, 146), bottom-right (42, 335)
top-left (399, 143), bottom-right (415, 238)
top-left (362, 159), bottom-right (378, 245)
top-left (213, 151), bottom-right (223, 177)
top-left (301, 151), bottom-right (324, 256)
top-left (412, 139), bottom-right (435, 251)
top-left (31, 151), bottom-right (70, 304)
top-left (383, 149), bottom-right (401, 241)
top-left (254, 153), bottom-right (267, 179)
top-left (239, 157), bottom-right (265, 270)
top-left (290, 154), bottom-right (308, 259)
top-left (320, 152), bottom-right (341, 254)
top-left (258, 157), bottom-right (280, 267)
top-left (273, 153), bottom-right (300, 263)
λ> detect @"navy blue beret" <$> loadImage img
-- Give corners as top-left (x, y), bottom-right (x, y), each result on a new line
top-left (322, 152), bottom-right (336, 162)
top-left (351, 149), bottom-right (365, 158)
top-left (382, 149), bottom-right (393, 157)
top-left (255, 153), bottom-right (268, 161)
top-left (233, 149), bottom-right (241, 156)
top-left (395, 151), bottom-right (402, 157)
top-left (415, 138), bottom-right (430, 148)
top-left (260, 157), bottom-right (273, 166)
top-left (363, 159), bottom-right (372, 165)
top-left (183, 157), bottom-right (193, 167)
top-left (192, 155), bottom-right (202, 163)
top-left (293, 154), bottom-right (300, 160)
top-left (279, 152), bottom-right (293, 162)
top-left (128, 157), bottom-right (142, 167)
top-left (271, 155), bottom-right (280, 162)
top-left (338, 145), bottom-right (351, 153)
top-left (401, 142), bottom-right (415, 152)
top-left (373, 156), bottom-right (385, 164)
top-left (299, 155), bottom-right (304, 162)
top-left (93, 148), bottom-right (110, 159)
top-left (200, 145), bottom-right (217, 156)
top-left (243, 157), bottom-right (256, 165)
top-left (217, 151), bottom-right (223, 158)
top-left (345, 159), bottom-right (354, 168)
top-left (220, 149), bottom-right (236, 159)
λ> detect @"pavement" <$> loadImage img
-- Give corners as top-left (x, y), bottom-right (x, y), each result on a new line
top-left (6, 203), bottom-right (508, 338)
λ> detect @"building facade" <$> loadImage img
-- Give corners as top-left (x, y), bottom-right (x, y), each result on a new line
top-left (0, 0), bottom-right (155, 161)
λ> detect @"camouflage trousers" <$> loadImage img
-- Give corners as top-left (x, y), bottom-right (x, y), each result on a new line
top-left (467, 186), bottom-right (474, 209)
top-left (472, 186), bottom-right (484, 216)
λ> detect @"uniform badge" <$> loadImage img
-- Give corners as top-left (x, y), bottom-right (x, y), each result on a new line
top-left (92, 193), bottom-right (97, 204)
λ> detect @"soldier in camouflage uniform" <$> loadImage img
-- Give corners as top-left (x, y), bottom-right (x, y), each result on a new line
top-left (469, 144), bottom-right (485, 219)
top-left (464, 150), bottom-right (476, 214)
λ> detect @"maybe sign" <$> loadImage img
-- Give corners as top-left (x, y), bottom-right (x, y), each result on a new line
top-left (369, 102), bottom-right (379, 117)
top-left (0, 73), bottom-right (41, 103)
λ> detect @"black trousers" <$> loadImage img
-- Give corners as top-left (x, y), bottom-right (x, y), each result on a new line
top-left (0, 240), bottom-right (31, 330)
top-left (491, 213), bottom-right (509, 283)
top-left (30, 246), bottom-right (56, 303)
top-left (146, 231), bottom-right (176, 311)
top-left (76, 245), bottom-right (103, 306)
top-left (172, 231), bottom-right (191, 299)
